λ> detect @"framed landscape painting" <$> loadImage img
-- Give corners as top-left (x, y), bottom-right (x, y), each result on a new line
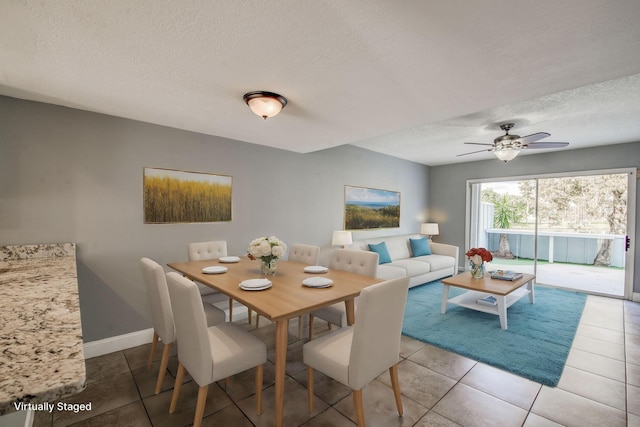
top-left (344, 185), bottom-right (400, 230)
top-left (144, 167), bottom-right (232, 223)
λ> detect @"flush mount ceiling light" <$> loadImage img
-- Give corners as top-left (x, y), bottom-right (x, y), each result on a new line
top-left (243, 91), bottom-right (287, 120)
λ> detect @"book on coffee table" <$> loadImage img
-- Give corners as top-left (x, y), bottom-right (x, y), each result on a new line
top-left (476, 295), bottom-right (497, 306)
top-left (490, 270), bottom-right (523, 281)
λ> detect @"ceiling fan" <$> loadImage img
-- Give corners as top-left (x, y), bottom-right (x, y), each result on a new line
top-left (458, 123), bottom-right (569, 162)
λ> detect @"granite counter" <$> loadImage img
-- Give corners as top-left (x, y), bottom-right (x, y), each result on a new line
top-left (0, 244), bottom-right (86, 415)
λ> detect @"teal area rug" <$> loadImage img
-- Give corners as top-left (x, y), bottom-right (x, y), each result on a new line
top-left (402, 281), bottom-right (587, 386)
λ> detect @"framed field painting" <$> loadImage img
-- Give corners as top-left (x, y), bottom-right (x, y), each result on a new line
top-left (344, 185), bottom-right (400, 230)
top-left (144, 167), bottom-right (232, 223)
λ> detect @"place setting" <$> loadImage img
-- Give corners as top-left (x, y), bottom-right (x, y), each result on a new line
top-left (302, 277), bottom-right (333, 288)
top-left (303, 265), bottom-right (328, 273)
top-left (201, 266), bottom-right (228, 274)
top-left (239, 278), bottom-right (272, 291)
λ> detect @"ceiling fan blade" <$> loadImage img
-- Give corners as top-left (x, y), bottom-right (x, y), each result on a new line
top-left (524, 141), bottom-right (569, 149)
top-left (517, 132), bottom-right (550, 144)
top-left (463, 142), bottom-right (494, 146)
top-left (457, 148), bottom-right (493, 157)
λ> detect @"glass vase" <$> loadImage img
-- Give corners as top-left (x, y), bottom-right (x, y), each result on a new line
top-left (470, 261), bottom-right (485, 279)
top-left (261, 259), bottom-right (277, 276)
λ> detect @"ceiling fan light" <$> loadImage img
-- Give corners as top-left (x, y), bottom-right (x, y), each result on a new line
top-left (243, 91), bottom-right (287, 119)
top-left (494, 148), bottom-right (520, 162)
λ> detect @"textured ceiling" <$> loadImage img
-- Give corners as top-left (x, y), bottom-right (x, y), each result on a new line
top-left (2, 1), bottom-right (640, 165)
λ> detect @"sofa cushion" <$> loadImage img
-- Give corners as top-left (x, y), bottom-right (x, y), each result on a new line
top-left (409, 237), bottom-right (431, 256)
top-left (368, 242), bottom-right (392, 264)
top-left (413, 254), bottom-right (456, 271)
top-left (376, 265), bottom-right (407, 280)
top-left (387, 259), bottom-right (430, 276)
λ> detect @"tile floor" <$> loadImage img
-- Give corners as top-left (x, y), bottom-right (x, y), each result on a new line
top-left (31, 295), bottom-right (640, 427)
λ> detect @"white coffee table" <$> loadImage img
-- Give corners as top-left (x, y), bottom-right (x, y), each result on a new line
top-left (441, 272), bottom-right (536, 329)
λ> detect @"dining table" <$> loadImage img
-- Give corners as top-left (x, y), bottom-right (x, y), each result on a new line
top-left (167, 256), bottom-right (382, 427)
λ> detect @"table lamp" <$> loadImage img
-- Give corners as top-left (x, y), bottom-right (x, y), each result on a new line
top-left (420, 223), bottom-right (439, 241)
top-left (332, 231), bottom-right (353, 249)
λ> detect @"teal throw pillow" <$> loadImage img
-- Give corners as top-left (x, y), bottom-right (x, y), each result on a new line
top-left (410, 237), bottom-right (432, 257)
top-left (368, 242), bottom-right (392, 264)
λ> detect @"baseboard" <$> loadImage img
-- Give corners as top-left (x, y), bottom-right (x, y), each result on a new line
top-left (82, 301), bottom-right (253, 359)
top-left (83, 328), bottom-right (154, 359)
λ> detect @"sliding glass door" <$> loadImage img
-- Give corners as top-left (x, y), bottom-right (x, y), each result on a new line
top-left (468, 179), bottom-right (537, 276)
top-left (467, 169), bottom-right (636, 298)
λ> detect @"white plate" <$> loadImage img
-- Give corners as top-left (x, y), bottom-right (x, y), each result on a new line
top-left (240, 283), bottom-right (272, 291)
top-left (304, 265), bottom-right (329, 274)
top-left (202, 266), bottom-right (228, 274)
top-left (239, 278), bottom-right (272, 289)
top-left (303, 277), bottom-right (334, 288)
top-left (219, 256), bottom-right (241, 263)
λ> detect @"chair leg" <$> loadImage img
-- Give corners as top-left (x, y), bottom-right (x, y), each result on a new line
top-left (353, 389), bottom-right (366, 427)
top-left (256, 364), bottom-right (264, 415)
top-left (298, 315), bottom-right (303, 339)
top-left (228, 298), bottom-right (234, 322)
top-left (307, 366), bottom-right (314, 412)
top-left (147, 331), bottom-right (158, 369)
top-left (308, 315), bottom-right (315, 340)
top-left (154, 342), bottom-right (172, 394)
top-left (169, 362), bottom-right (185, 413)
top-left (248, 308), bottom-right (253, 324)
top-left (256, 314), bottom-right (260, 328)
top-left (193, 385), bottom-right (208, 427)
top-left (328, 322), bottom-right (333, 331)
top-left (389, 364), bottom-right (403, 416)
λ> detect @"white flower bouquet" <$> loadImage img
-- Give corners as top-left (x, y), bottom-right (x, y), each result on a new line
top-left (247, 236), bottom-right (287, 275)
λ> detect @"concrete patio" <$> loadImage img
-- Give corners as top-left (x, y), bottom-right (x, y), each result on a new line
top-left (489, 260), bottom-right (626, 297)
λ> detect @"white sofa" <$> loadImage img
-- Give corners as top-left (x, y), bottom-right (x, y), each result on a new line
top-left (348, 234), bottom-right (459, 287)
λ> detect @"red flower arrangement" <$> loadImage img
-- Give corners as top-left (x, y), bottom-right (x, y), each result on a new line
top-left (465, 247), bottom-right (493, 263)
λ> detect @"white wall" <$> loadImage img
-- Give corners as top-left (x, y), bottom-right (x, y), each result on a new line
top-left (0, 96), bottom-right (430, 341)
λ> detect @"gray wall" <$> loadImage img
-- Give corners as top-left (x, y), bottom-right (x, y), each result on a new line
top-left (0, 96), bottom-right (430, 342)
top-left (429, 142), bottom-right (640, 293)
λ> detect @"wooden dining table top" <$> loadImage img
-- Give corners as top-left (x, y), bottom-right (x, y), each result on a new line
top-left (167, 257), bottom-right (383, 322)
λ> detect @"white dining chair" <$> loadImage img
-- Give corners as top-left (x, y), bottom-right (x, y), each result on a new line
top-left (303, 276), bottom-right (410, 427)
top-left (165, 272), bottom-right (267, 427)
top-left (187, 240), bottom-right (239, 321)
top-left (139, 257), bottom-right (225, 395)
top-left (288, 243), bottom-right (321, 337)
top-left (288, 243), bottom-right (320, 266)
top-left (308, 249), bottom-right (378, 340)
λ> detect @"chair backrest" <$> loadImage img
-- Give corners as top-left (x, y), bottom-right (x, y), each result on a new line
top-left (140, 258), bottom-right (175, 344)
top-left (348, 276), bottom-right (410, 390)
top-left (328, 249), bottom-right (378, 277)
top-left (188, 240), bottom-right (228, 261)
top-left (288, 244), bottom-right (320, 265)
top-left (165, 272), bottom-right (214, 386)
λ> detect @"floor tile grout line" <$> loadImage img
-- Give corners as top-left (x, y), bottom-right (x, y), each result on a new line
top-left (121, 350), bottom-right (156, 426)
top-left (623, 301), bottom-right (630, 419)
top-left (562, 363), bottom-right (627, 386)
top-left (69, 301), bottom-right (640, 427)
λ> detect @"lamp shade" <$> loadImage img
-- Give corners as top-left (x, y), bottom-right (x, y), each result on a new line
top-left (243, 91), bottom-right (287, 119)
top-left (494, 148), bottom-right (520, 162)
top-left (420, 223), bottom-right (439, 236)
top-left (332, 230), bottom-right (353, 247)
